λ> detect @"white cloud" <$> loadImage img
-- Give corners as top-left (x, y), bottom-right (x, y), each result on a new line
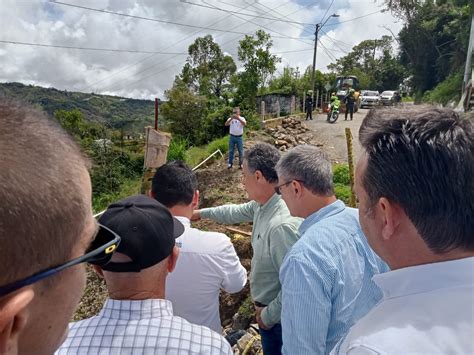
top-left (0, 0), bottom-right (403, 100)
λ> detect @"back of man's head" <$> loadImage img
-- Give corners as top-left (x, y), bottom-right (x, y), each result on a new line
top-left (245, 143), bottom-right (280, 183)
top-left (152, 161), bottom-right (197, 208)
top-left (0, 99), bottom-right (92, 354)
top-left (276, 145), bottom-right (334, 196)
top-left (359, 106), bottom-right (473, 253)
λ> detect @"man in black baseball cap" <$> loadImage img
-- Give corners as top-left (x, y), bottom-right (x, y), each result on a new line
top-left (58, 195), bottom-right (233, 354)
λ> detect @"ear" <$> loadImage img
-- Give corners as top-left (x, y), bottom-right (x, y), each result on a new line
top-left (292, 180), bottom-right (304, 199)
top-left (0, 289), bottom-right (34, 354)
top-left (254, 170), bottom-right (263, 182)
top-left (192, 190), bottom-right (199, 209)
top-left (92, 265), bottom-right (104, 278)
top-left (167, 246), bottom-right (180, 273)
top-left (378, 197), bottom-right (400, 240)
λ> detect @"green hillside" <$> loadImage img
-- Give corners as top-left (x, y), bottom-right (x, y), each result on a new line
top-left (0, 82), bottom-right (162, 134)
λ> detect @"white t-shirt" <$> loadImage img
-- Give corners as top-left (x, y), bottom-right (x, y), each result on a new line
top-left (331, 257), bottom-right (474, 355)
top-left (229, 116), bottom-right (246, 136)
top-left (166, 216), bottom-right (247, 332)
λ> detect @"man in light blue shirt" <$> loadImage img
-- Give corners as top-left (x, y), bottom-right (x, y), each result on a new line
top-left (275, 145), bottom-right (388, 355)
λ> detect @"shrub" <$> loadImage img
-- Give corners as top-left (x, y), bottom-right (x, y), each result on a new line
top-left (423, 71), bottom-right (463, 105)
top-left (167, 137), bottom-right (188, 162)
top-left (207, 136), bottom-right (229, 155)
top-left (334, 183), bottom-right (352, 205)
top-left (333, 163), bottom-right (350, 185)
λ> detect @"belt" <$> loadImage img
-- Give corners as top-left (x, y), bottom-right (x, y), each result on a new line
top-left (254, 301), bottom-right (267, 307)
top-left (230, 134), bottom-right (243, 137)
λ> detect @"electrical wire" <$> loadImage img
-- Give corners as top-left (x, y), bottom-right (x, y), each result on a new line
top-left (0, 39), bottom-right (188, 54)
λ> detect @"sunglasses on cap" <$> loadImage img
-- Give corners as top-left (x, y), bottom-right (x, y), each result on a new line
top-left (0, 224), bottom-right (121, 297)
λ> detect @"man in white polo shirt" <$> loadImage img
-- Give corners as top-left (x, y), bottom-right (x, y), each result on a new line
top-left (152, 161), bottom-right (247, 332)
top-left (225, 106), bottom-right (246, 169)
top-left (332, 106), bottom-right (473, 354)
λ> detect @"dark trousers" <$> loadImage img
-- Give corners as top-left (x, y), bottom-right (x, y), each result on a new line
top-left (345, 103), bottom-right (354, 120)
top-left (306, 108), bottom-right (312, 120)
top-left (228, 134), bottom-right (243, 166)
top-left (259, 323), bottom-right (282, 355)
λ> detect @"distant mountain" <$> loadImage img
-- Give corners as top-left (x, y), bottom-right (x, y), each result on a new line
top-left (0, 82), bottom-right (164, 134)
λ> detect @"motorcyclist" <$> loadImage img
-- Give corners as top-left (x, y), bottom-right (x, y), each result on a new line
top-left (327, 93), bottom-right (340, 120)
top-left (344, 88), bottom-right (356, 121)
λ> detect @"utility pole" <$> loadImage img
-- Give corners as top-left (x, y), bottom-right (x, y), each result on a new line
top-left (310, 23), bottom-right (320, 102)
top-left (310, 14), bottom-right (339, 104)
top-left (462, 13), bottom-right (474, 93)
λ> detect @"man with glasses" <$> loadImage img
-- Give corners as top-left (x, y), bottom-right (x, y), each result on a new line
top-left (0, 99), bottom-right (119, 355)
top-left (275, 145), bottom-right (388, 355)
top-left (58, 195), bottom-right (233, 354)
top-left (193, 143), bottom-right (301, 355)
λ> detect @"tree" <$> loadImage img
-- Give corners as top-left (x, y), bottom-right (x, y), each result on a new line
top-left (161, 78), bottom-right (208, 146)
top-left (236, 30), bottom-right (281, 108)
top-left (327, 36), bottom-right (405, 91)
top-left (180, 35), bottom-right (236, 98)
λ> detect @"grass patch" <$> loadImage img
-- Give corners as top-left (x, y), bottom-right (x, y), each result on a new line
top-left (92, 178), bottom-right (142, 213)
top-left (186, 136), bottom-right (229, 168)
top-left (333, 163), bottom-right (350, 185)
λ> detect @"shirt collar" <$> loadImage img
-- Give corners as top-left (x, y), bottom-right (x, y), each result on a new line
top-left (259, 193), bottom-right (281, 211)
top-left (99, 298), bottom-right (174, 320)
top-left (175, 216), bottom-right (191, 228)
top-left (373, 257), bottom-right (474, 299)
top-left (299, 200), bottom-right (345, 235)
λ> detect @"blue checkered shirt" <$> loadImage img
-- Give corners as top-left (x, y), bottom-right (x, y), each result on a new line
top-left (56, 298), bottom-right (232, 355)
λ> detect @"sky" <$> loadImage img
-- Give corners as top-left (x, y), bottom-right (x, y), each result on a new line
top-left (0, 0), bottom-right (403, 100)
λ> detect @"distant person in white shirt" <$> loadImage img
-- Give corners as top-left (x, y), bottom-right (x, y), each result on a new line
top-left (57, 195), bottom-right (233, 355)
top-left (225, 106), bottom-right (246, 169)
top-left (152, 161), bottom-right (247, 332)
top-left (332, 106), bottom-right (474, 355)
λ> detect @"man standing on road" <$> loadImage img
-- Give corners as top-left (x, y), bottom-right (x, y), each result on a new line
top-left (225, 107), bottom-right (246, 169)
top-left (152, 161), bottom-right (247, 332)
top-left (344, 89), bottom-right (356, 120)
top-left (193, 143), bottom-right (301, 355)
top-left (305, 93), bottom-right (313, 120)
top-left (332, 106), bottom-right (473, 354)
top-left (275, 145), bottom-right (389, 355)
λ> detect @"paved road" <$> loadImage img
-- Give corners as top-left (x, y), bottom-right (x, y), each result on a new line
top-left (303, 109), bottom-right (369, 164)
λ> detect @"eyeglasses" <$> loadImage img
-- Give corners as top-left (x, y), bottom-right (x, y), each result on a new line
top-left (0, 223), bottom-right (121, 297)
top-left (274, 180), bottom-right (305, 195)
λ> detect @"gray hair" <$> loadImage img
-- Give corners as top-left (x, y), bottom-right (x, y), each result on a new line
top-left (276, 145), bottom-right (334, 196)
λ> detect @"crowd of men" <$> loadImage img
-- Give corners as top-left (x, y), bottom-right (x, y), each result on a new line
top-left (0, 98), bottom-right (472, 355)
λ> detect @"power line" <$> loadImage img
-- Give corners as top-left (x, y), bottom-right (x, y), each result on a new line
top-left (104, 2), bottom-right (302, 94)
top-left (324, 10), bottom-right (383, 27)
top-left (85, 0), bottom-right (258, 92)
top-left (319, 0), bottom-right (335, 25)
top-left (52, 1), bottom-right (306, 40)
top-left (181, 0), bottom-right (313, 26)
top-left (0, 39), bottom-right (188, 55)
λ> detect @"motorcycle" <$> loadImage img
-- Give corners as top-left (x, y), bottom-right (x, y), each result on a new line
top-left (327, 101), bottom-right (340, 124)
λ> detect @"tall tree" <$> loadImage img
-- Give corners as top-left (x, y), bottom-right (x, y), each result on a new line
top-left (181, 35), bottom-right (236, 98)
top-left (236, 30), bottom-right (281, 108)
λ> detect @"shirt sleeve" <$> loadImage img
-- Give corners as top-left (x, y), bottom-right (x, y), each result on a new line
top-left (280, 252), bottom-right (335, 355)
top-left (218, 240), bottom-right (247, 293)
top-left (200, 201), bottom-right (255, 225)
top-left (260, 223), bottom-right (299, 327)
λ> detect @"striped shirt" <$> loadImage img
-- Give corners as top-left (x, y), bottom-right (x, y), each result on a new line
top-left (280, 200), bottom-right (389, 355)
top-left (56, 299), bottom-right (232, 355)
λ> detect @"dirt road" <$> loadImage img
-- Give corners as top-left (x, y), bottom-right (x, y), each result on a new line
top-left (303, 109), bottom-right (368, 163)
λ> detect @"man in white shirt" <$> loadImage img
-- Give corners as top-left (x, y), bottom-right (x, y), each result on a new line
top-left (57, 195), bottom-right (233, 355)
top-left (152, 161), bottom-right (247, 332)
top-left (225, 106), bottom-right (246, 169)
top-left (332, 106), bottom-right (473, 354)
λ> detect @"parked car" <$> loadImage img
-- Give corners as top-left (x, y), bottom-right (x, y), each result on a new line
top-left (360, 90), bottom-right (380, 108)
top-left (380, 90), bottom-right (397, 105)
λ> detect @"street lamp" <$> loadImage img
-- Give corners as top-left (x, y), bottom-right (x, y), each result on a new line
top-left (310, 13), bottom-right (339, 105)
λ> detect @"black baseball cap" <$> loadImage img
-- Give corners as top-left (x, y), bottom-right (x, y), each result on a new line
top-left (97, 195), bottom-right (184, 272)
